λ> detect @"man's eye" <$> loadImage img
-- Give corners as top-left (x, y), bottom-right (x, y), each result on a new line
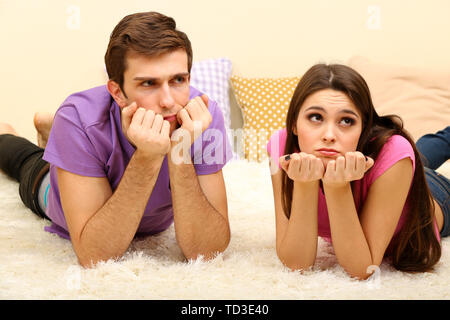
top-left (142, 80), bottom-right (155, 87)
top-left (174, 76), bottom-right (186, 84)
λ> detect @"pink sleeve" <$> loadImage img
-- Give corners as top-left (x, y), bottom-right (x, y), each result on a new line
top-left (267, 128), bottom-right (287, 169)
top-left (366, 135), bottom-right (416, 185)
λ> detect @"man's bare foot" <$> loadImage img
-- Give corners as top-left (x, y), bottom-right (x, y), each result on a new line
top-left (0, 123), bottom-right (18, 136)
top-left (33, 112), bottom-right (54, 148)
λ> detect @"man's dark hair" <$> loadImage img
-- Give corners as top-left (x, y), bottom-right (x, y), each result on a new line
top-left (104, 12), bottom-right (193, 93)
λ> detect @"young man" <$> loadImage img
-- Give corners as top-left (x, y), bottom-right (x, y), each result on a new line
top-left (0, 12), bottom-right (233, 268)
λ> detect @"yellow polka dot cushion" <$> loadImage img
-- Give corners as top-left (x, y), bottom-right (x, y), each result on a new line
top-left (230, 75), bottom-right (301, 162)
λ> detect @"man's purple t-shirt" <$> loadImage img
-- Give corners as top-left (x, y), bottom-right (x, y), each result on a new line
top-left (42, 85), bottom-right (233, 240)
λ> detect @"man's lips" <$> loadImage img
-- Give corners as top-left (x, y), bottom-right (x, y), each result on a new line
top-left (163, 114), bottom-right (177, 122)
top-left (316, 148), bottom-right (340, 157)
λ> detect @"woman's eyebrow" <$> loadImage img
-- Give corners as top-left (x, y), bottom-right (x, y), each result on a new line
top-left (304, 106), bottom-right (359, 117)
top-left (304, 106), bottom-right (325, 112)
top-left (339, 109), bottom-right (359, 117)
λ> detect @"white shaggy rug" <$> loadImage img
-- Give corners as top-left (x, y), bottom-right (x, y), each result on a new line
top-left (0, 159), bottom-right (449, 300)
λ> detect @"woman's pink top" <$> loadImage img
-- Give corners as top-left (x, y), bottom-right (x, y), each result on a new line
top-left (267, 128), bottom-right (440, 252)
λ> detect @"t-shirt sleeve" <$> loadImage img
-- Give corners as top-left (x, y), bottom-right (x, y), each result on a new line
top-left (191, 99), bottom-right (233, 175)
top-left (366, 135), bottom-right (416, 185)
top-left (266, 128), bottom-right (287, 170)
top-left (42, 105), bottom-right (106, 177)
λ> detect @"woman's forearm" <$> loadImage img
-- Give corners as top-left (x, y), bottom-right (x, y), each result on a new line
top-left (323, 183), bottom-right (374, 279)
top-left (277, 181), bottom-right (319, 270)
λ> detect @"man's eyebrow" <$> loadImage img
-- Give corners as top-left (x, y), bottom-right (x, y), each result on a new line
top-left (133, 72), bottom-right (190, 81)
top-left (305, 106), bottom-right (359, 117)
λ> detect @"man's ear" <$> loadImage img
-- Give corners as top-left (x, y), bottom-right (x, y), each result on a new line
top-left (107, 80), bottom-right (127, 108)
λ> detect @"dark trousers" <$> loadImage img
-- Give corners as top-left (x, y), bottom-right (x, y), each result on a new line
top-left (0, 134), bottom-right (50, 219)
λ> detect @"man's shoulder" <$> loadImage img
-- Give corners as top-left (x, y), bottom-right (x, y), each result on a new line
top-left (58, 85), bottom-right (116, 128)
top-left (63, 85), bottom-right (111, 104)
top-left (44, 85), bottom-right (121, 172)
top-left (189, 85), bottom-right (221, 118)
top-left (189, 85), bottom-right (203, 99)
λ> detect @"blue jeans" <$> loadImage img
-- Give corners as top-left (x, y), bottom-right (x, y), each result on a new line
top-left (416, 126), bottom-right (450, 170)
top-left (424, 168), bottom-right (450, 237)
top-left (417, 127), bottom-right (450, 238)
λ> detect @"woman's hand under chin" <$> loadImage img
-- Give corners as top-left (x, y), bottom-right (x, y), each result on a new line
top-left (279, 152), bottom-right (325, 183)
top-left (321, 151), bottom-right (374, 188)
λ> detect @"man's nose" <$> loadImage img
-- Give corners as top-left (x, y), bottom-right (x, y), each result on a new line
top-left (159, 83), bottom-right (175, 109)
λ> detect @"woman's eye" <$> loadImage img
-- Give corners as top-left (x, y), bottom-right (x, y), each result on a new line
top-left (309, 114), bottom-right (322, 122)
top-left (340, 117), bottom-right (355, 126)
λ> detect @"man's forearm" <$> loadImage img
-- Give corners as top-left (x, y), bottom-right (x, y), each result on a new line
top-left (77, 151), bottom-right (164, 267)
top-left (167, 156), bottom-right (230, 260)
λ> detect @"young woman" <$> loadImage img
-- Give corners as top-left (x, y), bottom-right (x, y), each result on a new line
top-left (267, 64), bottom-right (449, 279)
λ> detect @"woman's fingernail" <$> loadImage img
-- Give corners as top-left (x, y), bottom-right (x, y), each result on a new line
top-left (285, 154), bottom-right (291, 161)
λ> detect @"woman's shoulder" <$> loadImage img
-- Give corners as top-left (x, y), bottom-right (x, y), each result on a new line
top-left (367, 134), bottom-right (416, 183)
top-left (385, 134), bottom-right (413, 149)
top-left (379, 135), bottom-right (415, 164)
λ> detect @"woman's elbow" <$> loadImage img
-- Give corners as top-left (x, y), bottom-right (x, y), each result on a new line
top-left (346, 264), bottom-right (380, 281)
top-left (276, 247), bottom-right (315, 272)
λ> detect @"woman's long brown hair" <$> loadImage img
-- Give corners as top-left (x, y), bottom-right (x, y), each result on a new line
top-left (281, 64), bottom-right (441, 272)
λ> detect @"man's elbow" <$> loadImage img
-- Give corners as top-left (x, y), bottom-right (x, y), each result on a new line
top-left (75, 246), bottom-right (122, 269)
top-left (78, 257), bottom-right (96, 269)
top-left (72, 242), bottom-right (96, 268)
top-left (184, 233), bottom-right (230, 261)
top-left (77, 253), bottom-right (122, 268)
top-left (77, 250), bottom-right (106, 268)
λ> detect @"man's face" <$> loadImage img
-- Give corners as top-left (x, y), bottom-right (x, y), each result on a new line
top-left (118, 49), bottom-right (191, 132)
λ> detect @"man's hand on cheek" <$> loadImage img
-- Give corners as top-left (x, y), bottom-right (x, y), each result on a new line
top-left (121, 101), bottom-right (139, 140)
top-left (173, 95), bottom-right (212, 145)
top-left (121, 102), bottom-right (171, 159)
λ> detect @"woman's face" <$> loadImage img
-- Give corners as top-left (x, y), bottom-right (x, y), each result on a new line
top-left (294, 89), bottom-right (363, 167)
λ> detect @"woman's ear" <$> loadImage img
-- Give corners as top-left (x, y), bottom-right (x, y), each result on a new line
top-left (107, 80), bottom-right (127, 108)
top-left (292, 125), bottom-right (298, 136)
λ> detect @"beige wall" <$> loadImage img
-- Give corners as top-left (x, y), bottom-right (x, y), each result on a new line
top-left (1, 0), bottom-right (450, 142)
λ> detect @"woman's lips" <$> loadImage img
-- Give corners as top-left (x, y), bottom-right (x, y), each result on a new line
top-left (317, 149), bottom-right (339, 157)
top-left (163, 114), bottom-right (177, 122)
